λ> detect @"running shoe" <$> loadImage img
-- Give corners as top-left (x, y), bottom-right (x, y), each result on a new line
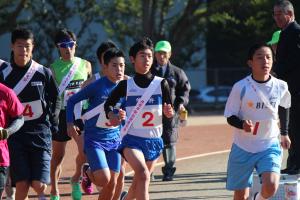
top-left (120, 190), bottom-right (128, 200)
top-left (50, 194), bottom-right (60, 200)
top-left (71, 181), bottom-right (82, 200)
top-left (81, 163), bottom-right (93, 194)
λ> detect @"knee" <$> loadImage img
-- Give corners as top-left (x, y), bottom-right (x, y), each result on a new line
top-left (262, 181), bottom-right (278, 198)
top-left (31, 181), bottom-right (47, 194)
top-left (135, 168), bottom-right (150, 183)
top-left (93, 173), bottom-right (110, 187)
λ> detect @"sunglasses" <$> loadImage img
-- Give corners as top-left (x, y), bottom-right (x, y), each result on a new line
top-left (57, 41), bottom-right (76, 48)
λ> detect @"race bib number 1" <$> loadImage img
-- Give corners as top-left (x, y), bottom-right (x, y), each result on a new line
top-left (22, 100), bottom-right (43, 121)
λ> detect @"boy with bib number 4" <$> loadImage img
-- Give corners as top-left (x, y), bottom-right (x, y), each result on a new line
top-left (0, 28), bottom-right (61, 200)
top-left (224, 43), bottom-right (291, 200)
top-left (104, 37), bottom-right (174, 200)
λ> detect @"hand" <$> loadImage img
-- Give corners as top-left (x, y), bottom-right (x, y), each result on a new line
top-left (280, 135), bottom-right (291, 149)
top-left (108, 111), bottom-right (122, 126)
top-left (179, 104), bottom-right (185, 111)
top-left (119, 109), bottom-right (126, 121)
top-left (67, 123), bottom-right (80, 138)
top-left (0, 128), bottom-right (8, 140)
top-left (243, 120), bottom-right (253, 132)
top-left (163, 103), bottom-right (174, 118)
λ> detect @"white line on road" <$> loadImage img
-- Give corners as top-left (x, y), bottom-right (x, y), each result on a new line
top-left (125, 149), bottom-right (230, 176)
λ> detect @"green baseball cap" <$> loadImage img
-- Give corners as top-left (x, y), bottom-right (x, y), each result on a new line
top-left (267, 30), bottom-right (281, 45)
top-left (154, 40), bottom-right (171, 52)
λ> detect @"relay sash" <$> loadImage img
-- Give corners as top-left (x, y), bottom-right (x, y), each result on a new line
top-left (13, 60), bottom-right (41, 95)
top-left (121, 76), bottom-right (163, 137)
top-left (58, 57), bottom-right (81, 95)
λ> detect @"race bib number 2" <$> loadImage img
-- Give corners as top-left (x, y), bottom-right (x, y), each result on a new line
top-left (133, 109), bottom-right (162, 129)
top-left (22, 100), bottom-right (43, 121)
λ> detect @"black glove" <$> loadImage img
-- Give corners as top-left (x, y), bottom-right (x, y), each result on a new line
top-left (74, 119), bottom-right (84, 131)
top-left (0, 128), bottom-right (8, 140)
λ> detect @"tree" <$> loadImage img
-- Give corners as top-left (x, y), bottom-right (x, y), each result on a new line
top-left (96, 0), bottom-right (208, 69)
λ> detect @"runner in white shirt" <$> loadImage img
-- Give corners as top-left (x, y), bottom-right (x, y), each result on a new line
top-left (224, 43), bottom-right (291, 200)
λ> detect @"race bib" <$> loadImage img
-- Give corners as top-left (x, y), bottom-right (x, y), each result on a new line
top-left (22, 100), bottom-right (43, 121)
top-left (64, 88), bottom-right (80, 106)
top-left (95, 103), bottom-right (118, 129)
top-left (132, 108), bottom-right (162, 129)
top-left (245, 119), bottom-right (279, 139)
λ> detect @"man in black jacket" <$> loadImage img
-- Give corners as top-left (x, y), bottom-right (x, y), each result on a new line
top-left (151, 40), bottom-right (190, 181)
top-left (273, 0), bottom-right (300, 174)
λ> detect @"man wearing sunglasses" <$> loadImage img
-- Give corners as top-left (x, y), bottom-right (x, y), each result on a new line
top-left (50, 29), bottom-right (92, 200)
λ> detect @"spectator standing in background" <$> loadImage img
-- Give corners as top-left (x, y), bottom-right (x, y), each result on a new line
top-left (273, 0), bottom-right (300, 175)
top-left (151, 40), bottom-right (191, 181)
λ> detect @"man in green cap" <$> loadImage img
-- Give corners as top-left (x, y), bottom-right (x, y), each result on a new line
top-left (151, 40), bottom-right (191, 181)
top-left (267, 30), bottom-right (281, 54)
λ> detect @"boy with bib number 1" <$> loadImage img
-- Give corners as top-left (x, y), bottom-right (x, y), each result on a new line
top-left (104, 37), bottom-right (174, 200)
top-left (224, 43), bottom-right (291, 200)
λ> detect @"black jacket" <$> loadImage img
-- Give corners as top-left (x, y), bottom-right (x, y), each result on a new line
top-left (151, 61), bottom-right (191, 144)
top-left (274, 21), bottom-right (300, 96)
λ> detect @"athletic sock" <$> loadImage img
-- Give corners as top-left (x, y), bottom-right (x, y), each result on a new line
top-left (255, 192), bottom-right (267, 200)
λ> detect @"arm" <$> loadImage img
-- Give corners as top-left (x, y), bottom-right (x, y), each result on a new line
top-left (104, 80), bottom-right (127, 119)
top-left (161, 79), bottom-right (174, 118)
top-left (66, 84), bottom-right (93, 123)
top-left (174, 69), bottom-right (191, 111)
top-left (0, 116), bottom-right (24, 139)
top-left (279, 106), bottom-right (291, 149)
top-left (46, 69), bottom-right (61, 134)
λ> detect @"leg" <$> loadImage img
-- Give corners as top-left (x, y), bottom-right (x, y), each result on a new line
top-left (15, 181), bottom-right (30, 200)
top-left (5, 168), bottom-right (15, 200)
top-left (97, 170), bottom-right (119, 200)
top-left (255, 172), bottom-right (279, 199)
top-left (50, 141), bottom-right (67, 196)
top-left (112, 159), bottom-right (126, 200)
top-left (0, 166), bottom-right (9, 200)
top-left (71, 134), bottom-right (86, 183)
top-left (233, 188), bottom-right (249, 200)
top-left (31, 180), bottom-right (47, 199)
top-left (162, 144), bottom-right (176, 181)
top-left (123, 148), bottom-right (150, 200)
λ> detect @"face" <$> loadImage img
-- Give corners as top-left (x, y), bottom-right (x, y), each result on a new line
top-left (248, 47), bottom-right (273, 79)
top-left (105, 57), bottom-right (125, 83)
top-left (155, 51), bottom-right (171, 66)
top-left (130, 48), bottom-right (153, 74)
top-left (11, 39), bottom-right (34, 66)
top-left (57, 40), bottom-right (76, 61)
top-left (273, 6), bottom-right (292, 29)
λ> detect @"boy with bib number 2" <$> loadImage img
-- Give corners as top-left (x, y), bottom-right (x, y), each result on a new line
top-left (0, 28), bottom-right (60, 200)
top-left (104, 37), bottom-right (174, 200)
top-left (224, 43), bottom-right (291, 200)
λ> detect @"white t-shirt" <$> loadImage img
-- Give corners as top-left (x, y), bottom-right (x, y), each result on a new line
top-left (224, 75), bottom-right (291, 153)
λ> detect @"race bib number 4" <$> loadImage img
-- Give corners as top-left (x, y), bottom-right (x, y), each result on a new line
top-left (22, 100), bottom-right (43, 121)
top-left (132, 109), bottom-right (162, 129)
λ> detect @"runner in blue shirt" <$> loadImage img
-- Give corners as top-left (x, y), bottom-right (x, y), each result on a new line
top-left (66, 48), bottom-right (126, 200)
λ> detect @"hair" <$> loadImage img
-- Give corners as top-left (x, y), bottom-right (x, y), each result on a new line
top-left (129, 37), bottom-right (153, 58)
top-left (103, 48), bottom-right (125, 65)
top-left (11, 28), bottom-right (34, 44)
top-left (54, 29), bottom-right (76, 44)
top-left (247, 43), bottom-right (274, 60)
top-left (274, 0), bottom-right (294, 15)
top-left (96, 41), bottom-right (117, 60)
